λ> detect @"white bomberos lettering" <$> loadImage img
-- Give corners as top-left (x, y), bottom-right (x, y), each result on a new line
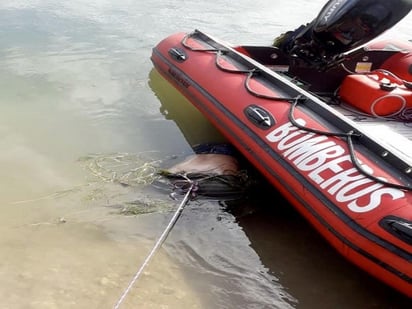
top-left (266, 120), bottom-right (405, 213)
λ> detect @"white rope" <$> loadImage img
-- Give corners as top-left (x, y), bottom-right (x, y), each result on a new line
top-left (113, 182), bottom-right (195, 309)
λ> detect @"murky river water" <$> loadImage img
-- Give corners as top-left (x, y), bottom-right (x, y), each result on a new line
top-left (1, 1), bottom-right (412, 308)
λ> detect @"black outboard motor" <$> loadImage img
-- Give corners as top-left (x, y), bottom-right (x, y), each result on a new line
top-left (274, 0), bottom-right (412, 69)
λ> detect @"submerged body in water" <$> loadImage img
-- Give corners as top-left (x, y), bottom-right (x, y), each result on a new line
top-left (81, 143), bottom-right (257, 215)
top-left (158, 143), bottom-right (257, 201)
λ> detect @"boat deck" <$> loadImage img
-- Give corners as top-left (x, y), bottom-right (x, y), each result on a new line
top-left (332, 104), bottom-right (412, 166)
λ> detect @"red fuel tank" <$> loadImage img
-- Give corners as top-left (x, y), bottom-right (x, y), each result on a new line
top-left (339, 71), bottom-right (412, 117)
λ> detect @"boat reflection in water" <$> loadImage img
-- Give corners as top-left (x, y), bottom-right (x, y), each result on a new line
top-left (148, 68), bottom-right (412, 307)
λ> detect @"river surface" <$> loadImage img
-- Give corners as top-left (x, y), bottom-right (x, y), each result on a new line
top-left (1, 1), bottom-right (412, 308)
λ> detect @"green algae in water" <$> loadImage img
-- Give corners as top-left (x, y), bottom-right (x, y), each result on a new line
top-left (78, 152), bottom-right (176, 186)
top-left (77, 152), bottom-right (183, 216)
top-left (114, 198), bottom-right (175, 216)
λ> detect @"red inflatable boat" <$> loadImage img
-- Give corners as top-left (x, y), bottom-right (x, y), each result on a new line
top-left (151, 0), bottom-right (412, 297)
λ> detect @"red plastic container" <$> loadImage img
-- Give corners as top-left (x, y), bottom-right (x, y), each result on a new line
top-left (339, 71), bottom-right (412, 117)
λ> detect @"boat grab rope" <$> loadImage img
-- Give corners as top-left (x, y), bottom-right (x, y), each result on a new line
top-left (181, 33), bottom-right (220, 52)
top-left (113, 179), bottom-right (195, 309)
top-left (245, 70), bottom-right (299, 101)
top-left (180, 32), bottom-right (412, 191)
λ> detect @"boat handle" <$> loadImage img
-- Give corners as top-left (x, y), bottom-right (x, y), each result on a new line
top-left (244, 105), bottom-right (274, 128)
top-left (168, 48), bottom-right (187, 62)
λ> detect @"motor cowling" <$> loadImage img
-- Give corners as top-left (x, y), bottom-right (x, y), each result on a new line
top-left (313, 0), bottom-right (412, 54)
top-left (274, 0), bottom-right (412, 69)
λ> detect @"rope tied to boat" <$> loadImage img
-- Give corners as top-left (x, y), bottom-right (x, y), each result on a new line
top-left (113, 178), bottom-right (195, 309)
